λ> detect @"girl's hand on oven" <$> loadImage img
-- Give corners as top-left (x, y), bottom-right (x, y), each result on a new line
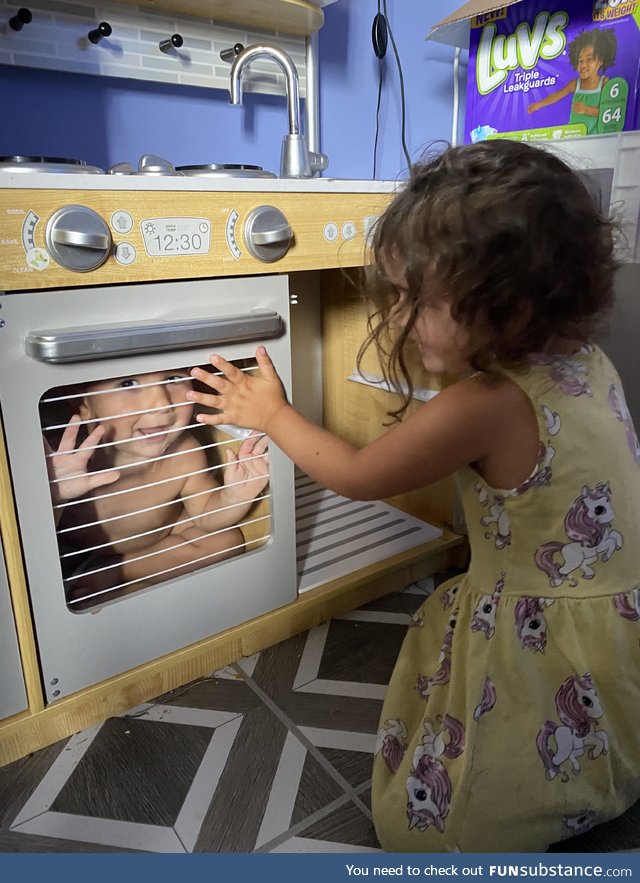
top-left (221, 432), bottom-right (270, 501)
top-left (44, 414), bottom-right (121, 503)
top-left (189, 347), bottom-right (287, 434)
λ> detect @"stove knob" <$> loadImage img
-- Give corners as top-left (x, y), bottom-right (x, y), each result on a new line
top-left (138, 154), bottom-right (183, 176)
top-left (46, 205), bottom-right (112, 272)
top-left (244, 205), bottom-right (293, 262)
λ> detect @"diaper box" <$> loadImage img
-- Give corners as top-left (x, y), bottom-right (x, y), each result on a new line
top-left (464, 0), bottom-right (640, 143)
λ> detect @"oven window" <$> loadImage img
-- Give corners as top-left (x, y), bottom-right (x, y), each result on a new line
top-left (39, 360), bottom-right (271, 612)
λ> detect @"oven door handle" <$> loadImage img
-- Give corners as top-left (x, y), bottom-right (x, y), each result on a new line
top-left (25, 309), bottom-right (285, 363)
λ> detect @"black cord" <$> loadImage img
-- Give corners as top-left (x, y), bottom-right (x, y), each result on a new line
top-left (372, 0), bottom-right (382, 178)
top-left (382, 0), bottom-right (412, 172)
top-left (373, 51), bottom-right (384, 177)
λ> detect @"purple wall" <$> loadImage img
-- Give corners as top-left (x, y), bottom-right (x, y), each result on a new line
top-left (0, 0), bottom-right (466, 179)
top-left (320, 0), bottom-right (466, 180)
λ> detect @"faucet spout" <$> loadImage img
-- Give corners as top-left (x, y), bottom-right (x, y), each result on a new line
top-left (229, 44), bottom-right (301, 136)
top-left (229, 43), bottom-right (328, 178)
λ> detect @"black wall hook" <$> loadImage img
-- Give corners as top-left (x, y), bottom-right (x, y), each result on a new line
top-left (159, 33), bottom-right (183, 53)
top-left (220, 43), bottom-right (244, 63)
top-left (88, 22), bottom-right (112, 44)
top-left (9, 8), bottom-right (33, 31)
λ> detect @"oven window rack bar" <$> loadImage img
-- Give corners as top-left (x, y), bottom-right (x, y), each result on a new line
top-left (66, 528), bottom-right (271, 606)
top-left (65, 514), bottom-right (271, 582)
top-left (51, 451), bottom-right (268, 502)
top-left (56, 472), bottom-right (268, 531)
top-left (59, 492), bottom-right (272, 554)
top-left (0, 0), bottom-right (308, 97)
top-left (48, 430), bottom-right (265, 474)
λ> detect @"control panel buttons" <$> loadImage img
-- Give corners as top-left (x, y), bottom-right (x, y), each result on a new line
top-left (341, 221), bottom-right (357, 241)
top-left (323, 222), bottom-right (338, 242)
top-left (363, 215), bottom-right (379, 244)
top-left (114, 242), bottom-right (136, 265)
top-left (111, 210), bottom-right (133, 234)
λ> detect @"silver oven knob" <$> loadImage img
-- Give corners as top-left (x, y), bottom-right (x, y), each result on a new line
top-left (244, 205), bottom-right (293, 262)
top-left (46, 205), bottom-right (112, 272)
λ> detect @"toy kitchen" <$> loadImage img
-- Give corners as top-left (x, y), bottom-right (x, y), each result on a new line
top-left (0, 5), bottom-right (464, 766)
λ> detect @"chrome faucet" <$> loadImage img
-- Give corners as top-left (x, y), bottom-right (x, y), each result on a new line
top-left (229, 44), bottom-right (328, 178)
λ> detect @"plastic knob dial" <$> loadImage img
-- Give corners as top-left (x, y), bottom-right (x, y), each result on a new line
top-left (45, 205), bottom-right (112, 272)
top-left (243, 205), bottom-right (293, 262)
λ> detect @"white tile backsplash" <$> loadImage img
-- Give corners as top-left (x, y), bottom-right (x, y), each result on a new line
top-left (0, 0), bottom-right (307, 96)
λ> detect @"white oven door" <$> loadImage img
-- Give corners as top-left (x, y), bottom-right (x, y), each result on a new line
top-left (0, 276), bottom-right (295, 702)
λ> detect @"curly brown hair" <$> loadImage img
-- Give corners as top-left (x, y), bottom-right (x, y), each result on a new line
top-left (569, 28), bottom-right (617, 71)
top-left (359, 139), bottom-right (616, 419)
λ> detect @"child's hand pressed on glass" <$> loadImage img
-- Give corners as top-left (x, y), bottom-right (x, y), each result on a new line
top-left (45, 414), bottom-right (121, 503)
top-left (186, 346), bottom-right (508, 504)
top-left (188, 347), bottom-right (287, 434)
top-left (221, 432), bottom-right (270, 502)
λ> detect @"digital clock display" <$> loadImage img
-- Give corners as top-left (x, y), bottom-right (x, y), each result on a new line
top-left (140, 217), bottom-right (211, 257)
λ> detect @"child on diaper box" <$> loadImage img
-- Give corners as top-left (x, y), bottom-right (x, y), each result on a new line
top-left (465, 0), bottom-right (640, 144)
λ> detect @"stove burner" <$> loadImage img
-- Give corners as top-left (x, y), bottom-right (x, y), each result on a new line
top-left (176, 163), bottom-right (278, 179)
top-left (0, 154), bottom-right (277, 179)
top-left (0, 156), bottom-right (105, 174)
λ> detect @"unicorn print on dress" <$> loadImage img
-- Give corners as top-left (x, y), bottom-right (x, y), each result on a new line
top-left (613, 587), bottom-right (640, 622)
top-left (535, 483), bottom-right (623, 587)
top-left (475, 440), bottom-right (554, 549)
top-left (478, 489), bottom-right (511, 549)
top-left (561, 808), bottom-right (597, 839)
top-left (530, 355), bottom-right (592, 397)
top-left (514, 441), bottom-right (555, 495)
top-left (471, 573), bottom-right (505, 639)
top-left (406, 716), bottom-right (465, 834)
top-left (475, 481), bottom-right (489, 506)
top-left (440, 582), bottom-right (460, 610)
top-left (416, 610), bottom-right (457, 699)
top-left (514, 597), bottom-right (554, 652)
top-left (608, 383), bottom-right (640, 464)
top-left (473, 677), bottom-right (497, 721)
top-left (376, 718), bottom-right (408, 774)
top-left (536, 673), bottom-right (609, 782)
top-left (542, 404), bottom-right (561, 436)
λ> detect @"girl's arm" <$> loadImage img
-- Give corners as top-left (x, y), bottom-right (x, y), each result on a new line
top-left (528, 79), bottom-right (577, 113)
top-left (188, 348), bottom-right (525, 501)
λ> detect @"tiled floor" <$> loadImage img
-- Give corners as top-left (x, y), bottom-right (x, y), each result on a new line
top-left (1, 569), bottom-right (639, 854)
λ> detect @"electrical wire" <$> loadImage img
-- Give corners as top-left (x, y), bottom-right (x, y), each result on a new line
top-left (382, 0), bottom-right (412, 172)
top-left (372, 0), bottom-right (384, 178)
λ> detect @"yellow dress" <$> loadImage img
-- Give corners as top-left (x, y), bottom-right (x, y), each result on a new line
top-left (372, 346), bottom-right (640, 852)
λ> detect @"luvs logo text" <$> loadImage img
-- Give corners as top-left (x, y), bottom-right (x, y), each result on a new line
top-left (476, 11), bottom-right (568, 94)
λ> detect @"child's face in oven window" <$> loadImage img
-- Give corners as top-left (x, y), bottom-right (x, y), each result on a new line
top-left (78, 370), bottom-right (194, 459)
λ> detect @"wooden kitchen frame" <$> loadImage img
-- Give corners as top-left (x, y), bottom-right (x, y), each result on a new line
top-left (0, 255), bottom-right (466, 768)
